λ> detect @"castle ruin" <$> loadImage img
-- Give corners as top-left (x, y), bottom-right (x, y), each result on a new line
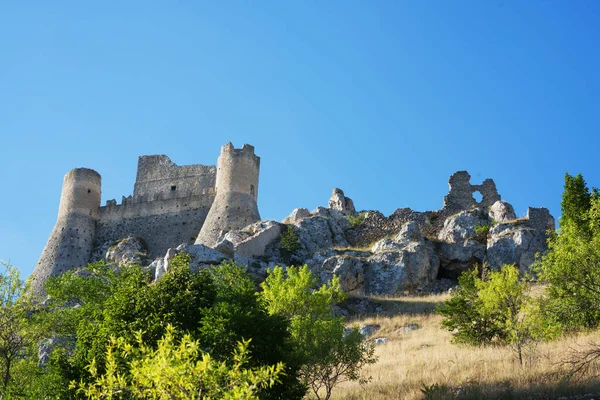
top-left (31, 143), bottom-right (260, 297)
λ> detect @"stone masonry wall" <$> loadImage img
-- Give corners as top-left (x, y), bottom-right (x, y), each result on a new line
top-left (96, 194), bottom-right (215, 258)
top-left (133, 155), bottom-right (216, 200)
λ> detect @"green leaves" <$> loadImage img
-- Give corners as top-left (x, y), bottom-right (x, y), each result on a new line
top-left (259, 265), bottom-right (376, 400)
top-left (75, 325), bottom-right (285, 400)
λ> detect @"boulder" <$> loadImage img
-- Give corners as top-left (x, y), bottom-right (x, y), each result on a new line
top-left (294, 210), bottom-right (350, 261)
top-left (489, 200), bottom-right (517, 223)
top-left (282, 208), bottom-right (311, 224)
top-left (366, 240), bottom-right (439, 294)
top-left (359, 324), bottom-right (381, 338)
top-left (396, 221), bottom-right (422, 242)
top-left (234, 221), bottom-right (283, 258)
top-left (96, 237), bottom-right (150, 267)
top-left (321, 256), bottom-right (365, 293)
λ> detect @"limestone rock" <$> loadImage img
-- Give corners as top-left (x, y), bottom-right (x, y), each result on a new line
top-left (366, 240), bottom-right (439, 294)
top-left (437, 210), bottom-right (487, 276)
top-left (486, 207), bottom-right (555, 273)
top-left (373, 337), bottom-right (390, 345)
top-left (322, 256), bottom-right (365, 293)
top-left (153, 244), bottom-right (229, 281)
top-left (489, 200), bottom-right (517, 223)
top-left (396, 221), bottom-right (422, 242)
top-left (231, 221), bottom-right (283, 258)
top-left (294, 210), bottom-right (350, 261)
top-left (282, 208), bottom-right (311, 224)
top-left (104, 237), bottom-right (149, 267)
top-left (371, 238), bottom-right (403, 253)
top-left (177, 244), bottom-right (229, 268)
top-left (359, 324), bottom-right (381, 338)
top-left (328, 188), bottom-right (356, 214)
top-left (38, 335), bottom-right (75, 366)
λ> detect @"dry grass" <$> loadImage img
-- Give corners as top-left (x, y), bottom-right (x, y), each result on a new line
top-left (327, 293), bottom-right (600, 400)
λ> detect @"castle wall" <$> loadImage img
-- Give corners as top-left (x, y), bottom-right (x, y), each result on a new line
top-left (133, 155), bottom-right (216, 200)
top-left (31, 168), bottom-right (101, 297)
top-left (196, 143), bottom-right (260, 247)
top-left (96, 193), bottom-right (215, 258)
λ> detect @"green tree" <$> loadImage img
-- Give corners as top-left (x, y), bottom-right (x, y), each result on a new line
top-left (0, 261), bottom-right (42, 396)
top-left (75, 325), bottom-right (284, 400)
top-left (536, 173), bottom-right (600, 330)
top-left (560, 172), bottom-right (592, 235)
top-left (259, 265), bottom-right (376, 400)
top-left (42, 255), bottom-right (304, 399)
top-left (439, 264), bottom-right (550, 363)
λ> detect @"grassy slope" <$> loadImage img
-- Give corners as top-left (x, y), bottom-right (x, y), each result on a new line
top-left (331, 293), bottom-right (600, 400)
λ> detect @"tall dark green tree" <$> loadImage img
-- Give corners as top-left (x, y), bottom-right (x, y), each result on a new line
top-left (537, 173), bottom-right (600, 330)
top-left (560, 172), bottom-right (592, 235)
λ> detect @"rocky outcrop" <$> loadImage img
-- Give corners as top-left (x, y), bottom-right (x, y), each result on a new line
top-left (489, 200), bottom-right (517, 223)
top-left (220, 220), bottom-right (283, 259)
top-left (151, 244), bottom-right (229, 280)
top-left (328, 188), bottom-right (356, 214)
top-left (104, 237), bottom-right (150, 267)
top-left (307, 222), bottom-right (439, 295)
top-left (437, 210), bottom-right (487, 277)
top-left (144, 171), bottom-right (555, 296)
top-left (293, 208), bottom-right (350, 262)
top-left (486, 207), bottom-right (555, 273)
top-left (282, 208), bottom-right (311, 224)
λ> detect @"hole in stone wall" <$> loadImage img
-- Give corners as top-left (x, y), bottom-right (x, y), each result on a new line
top-left (473, 191), bottom-right (483, 203)
top-left (88, 189), bottom-right (91, 193)
top-left (171, 185), bottom-right (177, 192)
top-left (250, 185), bottom-right (255, 196)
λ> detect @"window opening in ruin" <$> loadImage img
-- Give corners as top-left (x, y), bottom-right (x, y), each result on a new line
top-left (171, 185), bottom-right (177, 192)
top-left (250, 185), bottom-right (255, 196)
top-left (473, 191), bottom-right (483, 203)
top-left (87, 189), bottom-right (91, 193)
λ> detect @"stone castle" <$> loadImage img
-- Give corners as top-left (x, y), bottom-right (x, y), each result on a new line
top-left (31, 142), bottom-right (260, 296)
top-left (32, 142), bottom-right (556, 298)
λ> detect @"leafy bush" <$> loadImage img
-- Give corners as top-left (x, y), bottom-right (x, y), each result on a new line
top-left (438, 264), bottom-right (551, 362)
top-left (279, 225), bottom-right (301, 264)
top-left (74, 325), bottom-right (285, 400)
top-left (347, 212), bottom-right (366, 229)
top-left (473, 221), bottom-right (491, 243)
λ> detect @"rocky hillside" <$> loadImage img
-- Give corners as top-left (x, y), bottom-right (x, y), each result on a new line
top-left (91, 171), bottom-right (555, 296)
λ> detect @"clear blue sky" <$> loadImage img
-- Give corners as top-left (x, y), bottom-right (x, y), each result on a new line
top-left (1, 1), bottom-right (599, 279)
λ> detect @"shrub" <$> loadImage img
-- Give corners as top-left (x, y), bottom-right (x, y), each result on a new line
top-left (279, 226), bottom-right (301, 264)
top-left (438, 264), bottom-right (551, 363)
top-left (347, 212), bottom-right (366, 229)
top-left (473, 221), bottom-right (491, 243)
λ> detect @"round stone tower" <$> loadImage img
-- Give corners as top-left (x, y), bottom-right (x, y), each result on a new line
top-left (195, 143), bottom-right (260, 247)
top-left (31, 168), bottom-right (101, 297)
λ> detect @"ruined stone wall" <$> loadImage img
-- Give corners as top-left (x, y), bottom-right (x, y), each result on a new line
top-left (96, 193), bottom-right (215, 258)
top-left (196, 143), bottom-right (260, 247)
top-left (443, 171), bottom-right (500, 213)
top-left (31, 168), bottom-right (101, 297)
top-left (133, 155), bottom-right (216, 200)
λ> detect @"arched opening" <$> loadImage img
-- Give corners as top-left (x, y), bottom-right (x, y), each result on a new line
top-left (473, 190), bottom-right (483, 203)
top-left (250, 185), bottom-right (255, 196)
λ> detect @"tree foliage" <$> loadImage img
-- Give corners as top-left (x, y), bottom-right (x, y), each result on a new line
top-left (536, 172), bottom-right (600, 331)
top-left (41, 255), bottom-right (303, 399)
top-left (75, 325), bottom-right (284, 400)
top-left (438, 264), bottom-right (550, 362)
top-left (259, 265), bottom-right (376, 400)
